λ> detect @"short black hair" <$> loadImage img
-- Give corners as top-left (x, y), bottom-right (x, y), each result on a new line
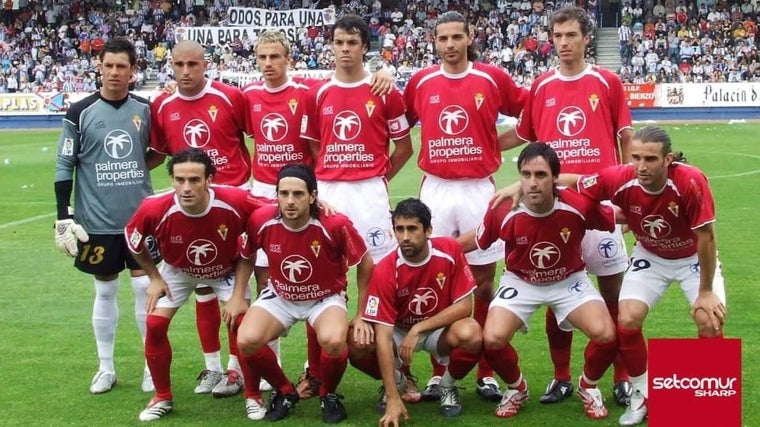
top-left (391, 198), bottom-right (432, 231)
top-left (333, 14), bottom-right (370, 50)
top-left (517, 142), bottom-right (561, 177)
top-left (550, 6), bottom-right (593, 37)
top-left (99, 37), bottom-right (138, 66)
top-left (167, 148), bottom-right (216, 178)
top-left (277, 163), bottom-right (319, 219)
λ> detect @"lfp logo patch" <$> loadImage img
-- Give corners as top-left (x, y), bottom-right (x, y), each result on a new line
top-left (649, 338), bottom-right (741, 427)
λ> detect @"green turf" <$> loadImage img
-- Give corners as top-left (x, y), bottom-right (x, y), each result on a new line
top-left (0, 123), bottom-right (756, 426)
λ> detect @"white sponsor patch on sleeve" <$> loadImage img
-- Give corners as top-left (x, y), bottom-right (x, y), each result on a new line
top-left (364, 295), bottom-right (380, 317)
top-left (129, 228), bottom-right (143, 250)
top-left (581, 175), bottom-right (598, 189)
top-left (61, 137), bottom-right (74, 156)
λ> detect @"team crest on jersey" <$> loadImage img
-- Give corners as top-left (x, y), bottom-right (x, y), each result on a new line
top-left (310, 240), bottom-right (321, 257)
top-left (435, 272), bottom-right (446, 289)
top-left (129, 228), bottom-right (143, 249)
top-left (556, 106), bottom-right (587, 137)
top-left (365, 295), bottom-right (380, 316)
top-left (208, 105), bottom-right (218, 121)
top-left (641, 214), bottom-right (672, 239)
top-left (281, 254), bottom-right (313, 283)
top-left (438, 105), bottom-right (469, 136)
top-left (475, 93), bottom-right (484, 110)
top-left (408, 288), bottom-right (439, 315)
top-left (529, 241), bottom-right (560, 269)
top-left (183, 119), bottom-right (211, 148)
top-left (133, 115), bottom-right (142, 131)
top-left (667, 201), bottom-right (679, 217)
top-left (62, 137), bottom-right (74, 155)
top-left (261, 113), bottom-right (288, 142)
top-left (288, 98), bottom-right (298, 115)
top-left (217, 224), bottom-right (228, 240)
top-left (332, 111), bottom-right (362, 140)
top-left (560, 227), bottom-right (571, 243)
top-left (187, 239), bottom-right (218, 266)
top-left (365, 100), bottom-right (376, 117)
top-left (589, 93), bottom-right (599, 112)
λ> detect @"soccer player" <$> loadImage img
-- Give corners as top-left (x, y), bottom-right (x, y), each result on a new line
top-left (559, 126), bottom-right (726, 425)
top-left (353, 198), bottom-right (481, 424)
top-left (150, 40), bottom-right (251, 398)
top-left (301, 14), bottom-right (414, 264)
top-left (464, 143), bottom-right (618, 420)
top-left (499, 6), bottom-right (634, 406)
top-left (402, 11), bottom-right (527, 401)
top-left (125, 148), bottom-right (263, 421)
top-left (226, 163), bottom-right (374, 423)
top-left (53, 37), bottom-right (160, 395)
top-left (242, 29), bottom-right (395, 400)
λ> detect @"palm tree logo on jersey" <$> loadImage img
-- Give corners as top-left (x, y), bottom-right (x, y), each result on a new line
top-left (281, 254), bottom-right (313, 283)
top-left (530, 242), bottom-right (560, 269)
top-left (261, 113), bottom-right (287, 142)
top-left (438, 105), bottom-right (469, 135)
top-left (366, 227), bottom-right (386, 247)
top-left (598, 238), bottom-right (619, 258)
top-left (186, 239), bottom-right (218, 266)
top-left (183, 119), bottom-right (211, 148)
top-left (556, 106), bottom-right (586, 137)
top-left (408, 288), bottom-right (438, 316)
top-left (641, 215), bottom-right (671, 239)
top-left (332, 111), bottom-right (361, 140)
top-left (103, 130), bottom-right (134, 159)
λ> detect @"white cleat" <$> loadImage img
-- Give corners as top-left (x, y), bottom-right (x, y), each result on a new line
top-left (194, 369), bottom-right (224, 394)
top-left (619, 390), bottom-right (648, 426)
top-left (246, 397), bottom-right (267, 420)
top-left (90, 370), bottom-right (116, 394)
top-left (259, 378), bottom-right (273, 392)
top-left (138, 398), bottom-right (173, 422)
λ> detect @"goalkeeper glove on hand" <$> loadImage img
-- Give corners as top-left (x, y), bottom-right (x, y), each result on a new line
top-left (54, 219), bottom-right (90, 257)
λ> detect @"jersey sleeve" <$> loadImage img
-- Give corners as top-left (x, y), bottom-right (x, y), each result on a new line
top-left (606, 72), bottom-right (633, 137)
top-left (149, 96), bottom-right (170, 154)
top-left (447, 242), bottom-right (477, 303)
top-left (362, 258), bottom-right (398, 327)
top-left (577, 191), bottom-right (616, 233)
top-left (577, 166), bottom-right (623, 202)
top-left (334, 215), bottom-right (369, 266)
top-left (300, 85), bottom-right (320, 142)
top-left (514, 83), bottom-right (538, 143)
top-left (124, 199), bottom-right (154, 254)
top-left (681, 167), bottom-right (716, 229)
top-left (494, 67), bottom-right (528, 118)
top-left (54, 110), bottom-right (80, 182)
top-left (402, 72), bottom-right (420, 126)
top-left (385, 87), bottom-right (411, 140)
top-left (475, 198), bottom-right (511, 250)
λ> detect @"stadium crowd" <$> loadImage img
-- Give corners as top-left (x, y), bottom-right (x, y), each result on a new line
top-left (616, 0), bottom-right (760, 82)
top-left (1, 0), bottom-right (758, 94)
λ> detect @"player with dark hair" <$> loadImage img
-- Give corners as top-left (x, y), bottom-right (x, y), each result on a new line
top-left (564, 126), bottom-right (725, 425)
top-left (499, 6), bottom-right (634, 406)
top-left (125, 148), bottom-right (264, 421)
top-left (463, 143), bottom-right (618, 420)
top-left (150, 39), bottom-right (252, 398)
top-left (403, 10), bottom-right (528, 401)
top-left (352, 198), bottom-right (481, 425)
top-left (54, 36), bottom-right (161, 395)
top-left (227, 163), bottom-right (374, 423)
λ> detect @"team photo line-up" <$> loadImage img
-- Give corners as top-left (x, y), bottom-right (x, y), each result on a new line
top-left (53, 6), bottom-right (726, 426)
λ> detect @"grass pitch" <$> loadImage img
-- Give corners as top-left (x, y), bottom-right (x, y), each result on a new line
top-left (0, 122), bottom-right (757, 426)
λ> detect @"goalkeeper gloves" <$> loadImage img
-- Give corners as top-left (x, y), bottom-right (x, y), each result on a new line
top-left (54, 219), bottom-right (90, 257)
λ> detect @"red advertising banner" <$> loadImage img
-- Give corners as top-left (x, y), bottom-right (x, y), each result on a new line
top-left (623, 83), bottom-right (657, 108)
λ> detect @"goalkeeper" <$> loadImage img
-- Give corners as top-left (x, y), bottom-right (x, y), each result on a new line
top-left (53, 38), bottom-right (164, 396)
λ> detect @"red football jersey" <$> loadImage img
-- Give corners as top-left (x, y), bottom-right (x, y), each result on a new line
top-left (477, 188), bottom-right (615, 284)
top-left (151, 80), bottom-right (251, 186)
top-left (242, 77), bottom-right (315, 185)
top-left (578, 163), bottom-right (716, 259)
top-left (404, 62), bottom-right (527, 179)
top-left (125, 186), bottom-right (263, 279)
top-left (241, 205), bottom-right (368, 301)
top-left (516, 65), bottom-right (632, 174)
top-left (301, 76), bottom-right (410, 181)
top-left (362, 237), bottom-right (476, 331)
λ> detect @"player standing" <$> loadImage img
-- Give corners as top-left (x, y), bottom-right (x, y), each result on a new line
top-left (499, 6), bottom-right (634, 406)
top-left (403, 11), bottom-right (527, 401)
top-left (53, 37), bottom-right (160, 395)
top-left (150, 40), bottom-right (251, 398)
